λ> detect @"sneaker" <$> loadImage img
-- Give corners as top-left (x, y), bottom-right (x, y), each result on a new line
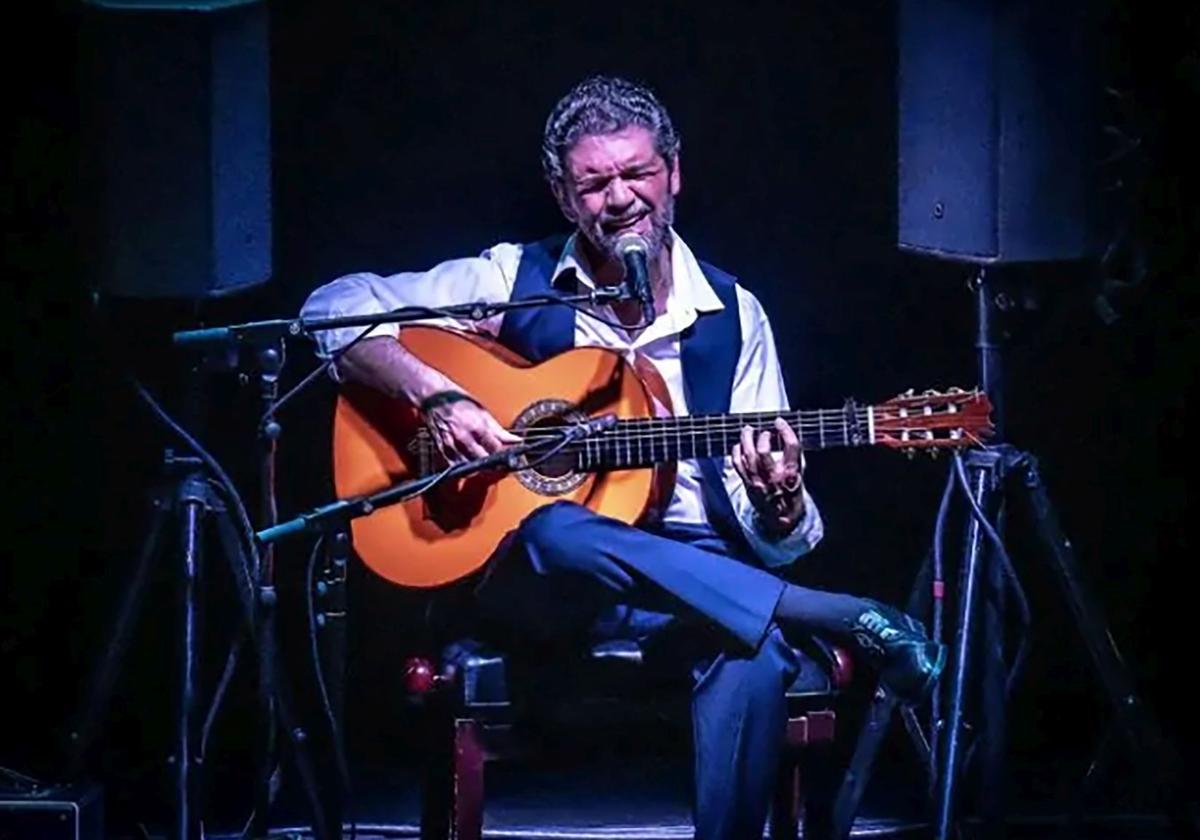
top-left (847, 600), bottom-right (946, 705)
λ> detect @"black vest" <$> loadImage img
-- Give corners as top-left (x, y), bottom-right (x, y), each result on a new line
top-left (497, 236), bottom-right (751, 554)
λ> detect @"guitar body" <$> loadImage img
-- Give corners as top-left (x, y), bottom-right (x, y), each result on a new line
top-left (333, 326), bottom-right (670, 588)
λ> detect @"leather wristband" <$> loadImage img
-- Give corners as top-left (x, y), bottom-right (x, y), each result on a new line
top-left (418, 390), bottom-right (481, 414)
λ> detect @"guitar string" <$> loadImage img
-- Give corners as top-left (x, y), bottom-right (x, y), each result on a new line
top-left (497, 409), bottom-right (977, 439)
top-left (414, 412), bottom-right (873, 446)
top-left (502, 402), bottom-right (979, 428)
top-left (502, 408), bottom-right (870, 433)
top-left (411, 399), bottom-right (985, 454)
top-left (411, 431), bottom-right (988, 472)
top-left (414, 408), bottom-right (980, 446)
top-left (413, 410), bottom-right (986, 462)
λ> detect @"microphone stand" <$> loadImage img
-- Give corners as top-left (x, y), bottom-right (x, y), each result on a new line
top-left (172, 286), bottom-right (632, 351)
top-left (255, 415), bottom-right (616, 547)
top-left (167, 284), bottom-right (634, 839)
top-left (249, 340), bottom-right (283, 840)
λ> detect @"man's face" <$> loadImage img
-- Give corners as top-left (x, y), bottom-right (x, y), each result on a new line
top-left (554, 125), bottom-right (681, 263)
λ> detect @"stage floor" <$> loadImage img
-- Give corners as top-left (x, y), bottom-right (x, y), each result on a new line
top-left (228, 755), bottom-right (1183, 840)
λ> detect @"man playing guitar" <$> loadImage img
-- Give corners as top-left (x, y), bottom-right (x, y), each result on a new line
top-left (301, 75), bottom-right (946, 839)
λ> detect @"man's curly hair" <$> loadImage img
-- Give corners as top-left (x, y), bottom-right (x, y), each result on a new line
top-left (541, 75), bottom-right (681, 187)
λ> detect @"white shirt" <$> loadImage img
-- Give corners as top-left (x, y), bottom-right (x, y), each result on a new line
top-left (300, 230), bottom-right (824, 567)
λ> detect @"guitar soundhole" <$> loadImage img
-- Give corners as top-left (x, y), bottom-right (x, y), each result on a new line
top-left (512, 399), bottom-right (590, 497)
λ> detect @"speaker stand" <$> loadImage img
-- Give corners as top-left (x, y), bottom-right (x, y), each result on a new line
top-left (831, 268), bottom-right (1198, 840)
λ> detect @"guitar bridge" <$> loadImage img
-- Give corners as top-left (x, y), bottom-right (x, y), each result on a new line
top-left (408, 429), bottom-right (433, 477)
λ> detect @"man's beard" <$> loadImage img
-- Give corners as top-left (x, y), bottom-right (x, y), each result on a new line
top-left (588, 195), bottom-right (675, 263)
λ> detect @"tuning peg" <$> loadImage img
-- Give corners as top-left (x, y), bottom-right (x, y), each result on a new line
top-left (929, 448), bottom-right (940, 460)
top-left (905, 448), bottom-right (916, 461)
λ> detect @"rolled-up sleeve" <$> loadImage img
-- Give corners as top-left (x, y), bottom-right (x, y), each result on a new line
top-left (724, 287), bottom-right (824, 568)
top-left (298, 243), bottom-right (523, 358)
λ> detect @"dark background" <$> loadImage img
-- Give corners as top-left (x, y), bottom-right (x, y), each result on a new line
top-left (3, 0), bottom-right (1197, 832)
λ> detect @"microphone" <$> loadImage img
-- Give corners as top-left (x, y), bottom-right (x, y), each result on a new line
top-left (571, 412), bottom-right (618, 437)
top-left (614, 233), bottom-right (655, 326)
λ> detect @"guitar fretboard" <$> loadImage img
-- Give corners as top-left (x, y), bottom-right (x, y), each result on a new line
top-left (569, 405), bottom-right (873, 470)
top-left (410, 388), bottom-right (992, 477)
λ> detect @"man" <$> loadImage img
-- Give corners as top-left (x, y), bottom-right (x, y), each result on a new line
top-left (301, 75), bottom-right (944, 839)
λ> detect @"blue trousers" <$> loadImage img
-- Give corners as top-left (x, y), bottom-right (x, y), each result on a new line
top-left (474, 500), bottom-right (803, 840)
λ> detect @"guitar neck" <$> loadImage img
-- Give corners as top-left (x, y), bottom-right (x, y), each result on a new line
top-left (578, 404), bottom-right (872, 471)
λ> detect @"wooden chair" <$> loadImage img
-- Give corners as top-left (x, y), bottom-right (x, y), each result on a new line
top-left (404, 631), bottom-right (854, 840)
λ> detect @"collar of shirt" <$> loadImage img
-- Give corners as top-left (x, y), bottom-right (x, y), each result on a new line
top-left (550, 229), bottom-right (725, 348)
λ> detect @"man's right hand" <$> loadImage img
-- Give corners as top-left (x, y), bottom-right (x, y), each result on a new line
top-left (336, 337), bottom-right (521, 463)
top-left (422, 393), bottom-right (522, 463)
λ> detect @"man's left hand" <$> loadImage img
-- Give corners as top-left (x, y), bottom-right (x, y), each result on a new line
top-left (732, 417), bottom-right (806, 538)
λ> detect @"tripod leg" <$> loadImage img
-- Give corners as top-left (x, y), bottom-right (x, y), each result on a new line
top-left (249, 607), bottom-right (282, 840)
top-left (249, 586), bottom-right (280, 840)
top-left (316, 530), bottom-right (352, 824)
top-left (1059, 716), bottom-right (1121, 840)
top-left (238, 562), bottom-right (279, 840)
top-left (208, 502), bottom-right (335, 839)
top-left (1017, 458), bottom-right (1199, 839)
top-left (173, 476), bottom-right (208, 840)
top-left (976, 502), bottom-right (1008, 840)
top-left (317, 532), bottom-right (350, 749)
top-left (831, 693), bottom-right (903, 840)
top-left (67, 485), bottom-right (172, 776)
top-left (829, 548), bottom-right (940, 840)
top-left (194, 482), bottom-right (286, 839)
top-left (935, 452), bottom-right (1000, 840)
top-left (920, 459), bottom-right (959, 786)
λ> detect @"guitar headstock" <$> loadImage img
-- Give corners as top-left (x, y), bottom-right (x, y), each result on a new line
top-left (874, 388), bottom-right (994, 456)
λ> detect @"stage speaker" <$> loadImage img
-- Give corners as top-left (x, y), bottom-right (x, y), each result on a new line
top-left (81, 0), bottom-right (271, 299)
top-left (898, 0), bottom-right (1099, 264)
top-left (0, 784), bottom-right (103, 840)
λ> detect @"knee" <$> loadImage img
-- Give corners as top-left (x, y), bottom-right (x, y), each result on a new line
top-left (517, 500), bottom-right (593, 551)
top-left (515, 500), bottom-right (597, 572)
top-left (697, 627), bottom-right (799, 704)
top-left (744, 636), bottom-right (798, 699)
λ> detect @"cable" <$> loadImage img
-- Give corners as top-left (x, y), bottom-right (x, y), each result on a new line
top-left (132, 380), bottom-right (265, 771)
top-left (558, 295), bottom-right (653, 332)
top-left (271, 291), bottom-right (649, 428)
top-left (131, 377), bottom-right (261, 595)
top-left (134, 378), bottom-right (334, 836)
top-left (267, 302), bottom-right (451, 428)
top-left (200, 633), bottom-right (246, 764)
top-left (519, 426), bottom-right (585, 471)
top-left (0, 764), bottom-right (42, 795)
top-left (953, 453), bottom-right (1033, 784)
top-left (951, 452), bottom-right (1032, 700)
top-left (127, 376), bottom-right (268, 834)
top-left (305, 535), bottom-right (356, 840)
top-left (925, 457), bottom-right (957, 789)
top-left (392, 463), bottom-right (458, 501)
top-left (265, 352), bottom-right (329, 424)
top-left (932, 458), bottom-right (956, 645)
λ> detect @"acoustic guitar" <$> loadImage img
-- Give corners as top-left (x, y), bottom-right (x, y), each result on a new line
top-left (333, 326), bottom-right (993, 587)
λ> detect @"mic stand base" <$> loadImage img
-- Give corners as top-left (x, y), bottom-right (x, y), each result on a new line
top-left (65, 451), bottom-right (336, 840)
top-left (66, 455), bottom-right (228, 840)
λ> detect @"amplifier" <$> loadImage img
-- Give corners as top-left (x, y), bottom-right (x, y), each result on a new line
top-left (0, 784), bottom-right (103, 840)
